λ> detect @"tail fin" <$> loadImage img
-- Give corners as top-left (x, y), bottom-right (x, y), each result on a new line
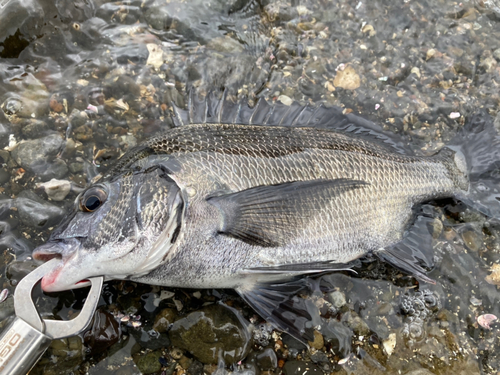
top-left (450, 111), bottom-right (500, 218)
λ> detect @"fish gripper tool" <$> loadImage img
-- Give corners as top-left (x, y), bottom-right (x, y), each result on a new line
top-left (0, 258), bottom-right (103, 375)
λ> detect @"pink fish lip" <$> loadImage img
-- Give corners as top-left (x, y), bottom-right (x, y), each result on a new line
top-left (38, 260), bottom-right (91, 292)
top-left (33, 243), bottom-right (91, 292)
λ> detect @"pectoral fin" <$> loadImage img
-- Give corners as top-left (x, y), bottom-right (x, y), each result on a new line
top-left (207, 179), bottom-right (368, 247)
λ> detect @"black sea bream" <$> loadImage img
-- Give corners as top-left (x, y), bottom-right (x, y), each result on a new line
top-left (33, 93), bottom-right (500, 339)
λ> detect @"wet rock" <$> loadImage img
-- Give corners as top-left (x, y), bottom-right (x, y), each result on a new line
top-left (21, 119), bottom-right (50, 138)
top-left (283, 361), bottom-right (322, 375)
top-left (308, 330), bottom-right (324, 350)
top-left (486, 263), bottom-right (500, 286)
top-left (0, 0), bottom-right (43, 49)
top-left (129, 325), bottom-right (171, 351)
top-left (35, 335), bottom-right (85, 374)
top-left (382, 333), bottom-right (397, 357)
top-left (0, 169), bottom-right (9, 184)
top-left (0, 221), bottom-right (33, 259)
top-left (343, 312), bottom-right (371, 336)
top-left (264, 2), bottom-right (299, 22)
top-left (107, 75), bottom-right (141, 98)
top-left (152, 307), bottom-right (177, 333)
top-left (34, 159), bottom-right (69, 181)
top-left (11, 134), bottom-right (64, 171)
top-left (135, 350), bottom-right (163, 374)
top-left (6, 260), bottom-right (37, 282)
top-left (255, 348), bottom-right (278, 370)
top-left (178, 355), bottom-right (193, 369)
top-left (333, 65), bottom-right (360, 90)
top-left (430, 218), bottom-right (443, 238)
top-left (328, 290), bottom-right (346, 309)
top-left (188, 359), bottom-right (204, 375)
top-left (310, 351), bottom-right (329, 365)
top-left (83, 310), bottom-right (120, 355)
top-left (143, 5), bottom-right (172, 31)
top-left (169, 304), bottom-right (252, 364)
top-left (69, 162), bottom-right (84, 174)
top-left (15, 194), bottom-right (65, 229)
top-left (37, 179), bottom-right (71, 201)
top-left (282, 334), bottom-right (307, 351)
top-left (116, 293), bottom-right (142, 315)
top-left (461, 228), bottom-right (483, 252)
top-left (0, 123), bottom-right (10, 149)
top-left (207, 37), bottom-right (244, 54)
top-left (73, 125), bottom-right (93, 141)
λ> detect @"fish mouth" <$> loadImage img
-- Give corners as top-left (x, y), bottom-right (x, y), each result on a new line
top-left (32, 241), bottom-right (92, 292)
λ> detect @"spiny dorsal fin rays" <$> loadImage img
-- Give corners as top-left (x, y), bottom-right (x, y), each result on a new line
top-left (170, 91), bottom-right (411, 154)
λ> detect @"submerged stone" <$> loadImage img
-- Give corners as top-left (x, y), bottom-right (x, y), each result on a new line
top-left (15, 195), bottom-right (65, 229)
top-left (169, 304), bottom-right (252, 364)
top-left (11, 134), bottom-right (64, 171)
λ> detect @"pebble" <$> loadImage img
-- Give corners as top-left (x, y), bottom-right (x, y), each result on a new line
top-left (169, 304), bottom-right (251, 364)
top-left (485, 263), bottom-right (500, 286)
top-left (135, 350), bottom-right (163, 374)
top-left (382, 333), bottom-right (396, 357)
top-left (15, 192), bottom-right (65, 228)
top-left (328, 290), bottom-right (346, 309)
top-left (308, 330), bottom-right (324, 350)
top-left (21, 119), bottom-right (49, 138)
top-left (11, 134), bottom-right (64, 171)
top-left (6, 260), bottom-right (37, 282)
top-left (37, 179), bottom-right (71, 201)
top-left (477, 314), bottom-right (497, 330)
top-left (344, 312), bottom-right (371, 336)
top-left (207, 37), bottom-right (244, 54)
top-left (34, 159), bottom-right (69, 181)
top-left (0, 169), bottom-right (10, 184)
top-left (278, 95), bottom-right (293, 106)
top-left (152, 307), bottom-right (177, 333)
top-left (470, 297), bottom-right (482, 306)
top-left (333, 65), bottom-right (360, 90)
top-left (255, 348), bottom-right (278, 370)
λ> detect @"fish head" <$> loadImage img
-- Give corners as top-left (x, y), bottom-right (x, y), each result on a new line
top-left (33, 167), bottom-right (184, 292)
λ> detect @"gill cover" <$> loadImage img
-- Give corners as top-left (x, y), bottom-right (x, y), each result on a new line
top-left (33, 165), bottom-right (185, 291)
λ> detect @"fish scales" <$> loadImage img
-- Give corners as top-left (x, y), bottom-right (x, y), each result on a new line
top-left (106, 124), bottom-right (461, 288)
top-left (33, 99), bottom-right (500, 341)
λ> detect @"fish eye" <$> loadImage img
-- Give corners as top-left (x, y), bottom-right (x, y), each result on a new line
top-left (80, 187), bottom-right (107, 212)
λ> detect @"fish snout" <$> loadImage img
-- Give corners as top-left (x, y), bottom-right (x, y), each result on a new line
top-left (32, 238), bottom-right (81, 263)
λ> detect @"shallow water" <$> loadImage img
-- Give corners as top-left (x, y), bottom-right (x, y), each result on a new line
top-left (0, 0), bottom-right (500, 374)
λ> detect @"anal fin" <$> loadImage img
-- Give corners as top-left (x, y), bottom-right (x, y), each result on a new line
top-left (375, 216), bottom-right (436, 284)
top-left (236, 280), bottom-right (315, 343)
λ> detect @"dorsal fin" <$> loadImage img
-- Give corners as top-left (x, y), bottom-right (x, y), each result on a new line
top-left (171, 91), bottom-right (411, 154)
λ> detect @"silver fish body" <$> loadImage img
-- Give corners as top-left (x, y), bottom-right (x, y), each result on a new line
top-left (32, 97), bottom-right (499, 339)
top-left (122, 123), bottom-right (465, 289)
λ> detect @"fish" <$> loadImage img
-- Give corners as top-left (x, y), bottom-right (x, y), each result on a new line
top-left (32, 92), bottom-right (500, 340)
